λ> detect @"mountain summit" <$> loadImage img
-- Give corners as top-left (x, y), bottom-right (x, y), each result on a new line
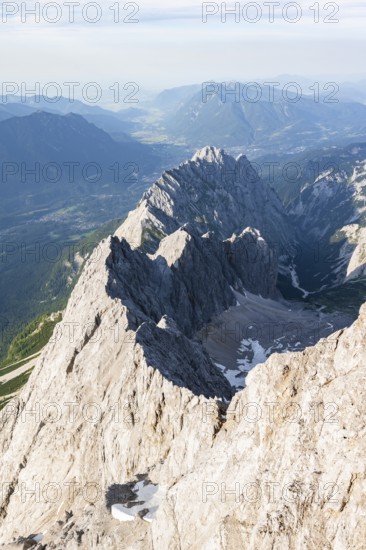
top-left (117, 146), bottom-right (292, 261)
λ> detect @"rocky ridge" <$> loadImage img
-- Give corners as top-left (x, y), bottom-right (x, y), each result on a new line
top-left (116, 146), bottom-right (292, 258)
top-left (0, 147), bottom-right (364, 549)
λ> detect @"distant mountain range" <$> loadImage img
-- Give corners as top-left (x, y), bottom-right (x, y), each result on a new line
top-left (3, 86), bottom-right (366, 157)
top-left (0, 111), bottom-right (156, 198)
top-left (0, 95), bottom-right (143, 137)
top-left (0, 109), bottom-right (161, 229)
top-left (0, 109), bottom-right (147, 160)
top-left (161, 84), bottom-right (366, 153)
top-left (152, 84), bottom-right (201, 112)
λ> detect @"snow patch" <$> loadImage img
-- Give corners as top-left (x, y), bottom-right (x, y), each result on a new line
top-left (289, 264), bottom-right (311, 298)
top-left (215, 363), bottom-right (244, 389)
top-left (237, 339), bottom-right (269, 371)
top-left (111, 480), bottom-right (165, 523)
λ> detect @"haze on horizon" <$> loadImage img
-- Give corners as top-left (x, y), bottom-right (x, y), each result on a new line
top-left (0, 0), bottom-right (365, 93)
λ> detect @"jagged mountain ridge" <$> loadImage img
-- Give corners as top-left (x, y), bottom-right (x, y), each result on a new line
top-left (117, 146), bottom-right (293, 260)
top-left (0, 146), bottom-right (291, 545)
top-left (0, 95), bottom-right (139, 136)
top-left (0, 147), bottom-right (364, 548)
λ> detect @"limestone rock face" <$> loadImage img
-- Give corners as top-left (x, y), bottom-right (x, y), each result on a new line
top-left (115, 146), bottom-right (289, 299)
top-left (346, 226), bottom-right (366, 280)
top-left (13, 303), bottom-right (364, 550)
top-left (2, 295), bottom-right (364, 549)
top-left (0, 147), bottom-right (364, 549)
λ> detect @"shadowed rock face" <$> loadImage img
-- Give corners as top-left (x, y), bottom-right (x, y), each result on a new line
top-left (1, 147), bottom-right (364, 549)
top-left (107, 223), bottom-right (278, 339)
top-left (135, 320), bottom-right (232, 399)
top-left (224, 227), bottom-right (279, 297)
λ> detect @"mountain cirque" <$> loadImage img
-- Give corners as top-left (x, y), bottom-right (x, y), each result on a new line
top-left (0, 147), bottom-right (365, 549)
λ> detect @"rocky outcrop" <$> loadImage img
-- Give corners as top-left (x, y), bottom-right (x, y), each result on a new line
top-left (224, 227), bottom-right (278, 297)
top-left (346, 226), bottom-right (366, 280)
